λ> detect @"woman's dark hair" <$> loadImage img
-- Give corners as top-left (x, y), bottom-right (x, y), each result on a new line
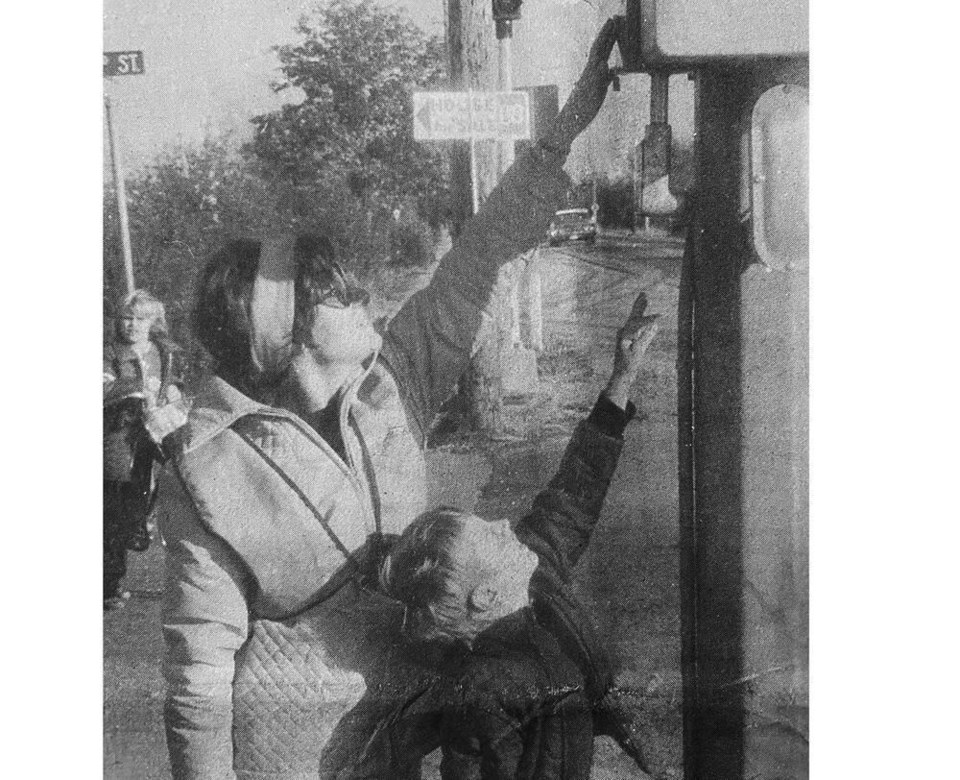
top-left (193, 233), bottom-right (343, 392)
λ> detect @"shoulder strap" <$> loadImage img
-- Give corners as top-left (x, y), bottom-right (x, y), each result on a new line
top-left (235, 427), bottom-right (363, 579)
top-left (347, 416), bottom-right (382, 536)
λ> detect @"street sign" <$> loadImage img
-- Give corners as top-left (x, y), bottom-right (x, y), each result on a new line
top-left (103, 51), bottom-right (145, 77)
top-left (413, 91), bottom-right (530, 141)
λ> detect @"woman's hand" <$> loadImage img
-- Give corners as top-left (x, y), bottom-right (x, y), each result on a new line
top-left (540, 18), bottom-right (618, 155)
top-left (603, 293), bottom-right (660, 410)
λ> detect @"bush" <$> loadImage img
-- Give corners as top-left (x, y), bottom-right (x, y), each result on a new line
top-left (595, 176), bottom-right (635, 229)
top-left (103, 135), bottom-right (452, 386)
top-left (388, 217), bottom-right (435, 268)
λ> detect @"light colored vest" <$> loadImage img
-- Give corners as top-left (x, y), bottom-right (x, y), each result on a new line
top-left (174, 362), bottom-right (426, 776)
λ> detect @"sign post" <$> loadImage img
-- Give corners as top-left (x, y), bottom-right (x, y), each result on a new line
top-left (103, 51), bottom-right (145, 297)
top-left (413, 89), bottom-right (530, 218)
top-left (104, 96), bottom-right (135, 297)
top-left (467, 93), bottom-right (480, 215)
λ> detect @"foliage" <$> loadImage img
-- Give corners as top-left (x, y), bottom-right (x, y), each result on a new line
top-left (104, 138), bottom-right (256, 373)
top-left (594, 175), bottom-right (634, 229)
top-left (588, 139), bottom-right (693, 229)
top-left (104, 136), bottom-right (443, 381)
top-left (247, 0), bottom-right (450, 226)
top-left (101, 2), bottom-right (471, 382)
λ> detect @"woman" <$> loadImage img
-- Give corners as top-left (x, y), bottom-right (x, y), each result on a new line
top-left (159, 21), bottom-right (620, 779)
top-left (103, 290), bottom-right (182, 610)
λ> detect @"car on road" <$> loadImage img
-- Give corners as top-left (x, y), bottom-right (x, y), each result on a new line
top-left (546, 208), bottom-right (597, 246)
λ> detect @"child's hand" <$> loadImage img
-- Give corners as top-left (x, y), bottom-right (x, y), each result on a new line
top-left (603, 293), bottom-right (660, 409)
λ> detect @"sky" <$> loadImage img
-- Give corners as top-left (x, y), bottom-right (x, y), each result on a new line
top-left (103, 0), bottom-right (693, 176)
top-left (103, 0), bottom-right (440, 170)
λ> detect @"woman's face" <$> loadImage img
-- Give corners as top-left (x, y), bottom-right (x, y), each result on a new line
top-left (119, 313), bottom-right (153, 346)
top-left (305, 300), bottom-right (381, 368)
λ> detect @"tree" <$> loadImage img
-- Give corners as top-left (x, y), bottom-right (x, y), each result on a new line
top-left (103, 138), bottom-right (251, 373)
top-left (104, 2), bottom-right (451, 382)
top-left (248, 0), bottom-right (449, 226)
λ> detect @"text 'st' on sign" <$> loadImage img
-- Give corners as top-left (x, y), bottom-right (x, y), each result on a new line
top-left (103, 51), bottom-right (145, 77)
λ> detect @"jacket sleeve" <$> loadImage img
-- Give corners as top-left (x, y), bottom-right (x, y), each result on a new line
top-left (103, 344), bottom-right (115, 383)
top-left (381, 150), bottom-right (571, 438)
top-left (333, 688), bottom-right (442, 780)
top-left (158, 471), bottom-right (252, 780)
top-left (103, 344), bottom-right (119, 398)
top-left (515, 413), bottom-right (626, 577)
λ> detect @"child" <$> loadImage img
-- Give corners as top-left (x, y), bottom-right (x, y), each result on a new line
top-left (103, 290), bottom-right (183, 609)
top-left (344, 293), bottom-right (660, 779)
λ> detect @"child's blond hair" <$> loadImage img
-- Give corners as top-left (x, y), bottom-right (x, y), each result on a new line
top-left (116, 289), bottom-right (169, 339)
top-left (381, 507), bottom-right (497, 645)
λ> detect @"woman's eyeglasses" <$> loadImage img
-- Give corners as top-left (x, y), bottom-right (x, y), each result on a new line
top-left (311, 263), bottom-right (371, 309)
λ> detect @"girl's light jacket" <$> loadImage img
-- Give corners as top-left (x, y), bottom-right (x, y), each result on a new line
top-left (159, 150), bottom-right (571, 779)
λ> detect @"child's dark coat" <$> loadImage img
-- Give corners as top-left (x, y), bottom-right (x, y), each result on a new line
top-left (341, 398), bottom-right (637, 780)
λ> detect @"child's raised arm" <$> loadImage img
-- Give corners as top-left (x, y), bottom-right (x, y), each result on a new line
top-left (516, 293), bottom-right (659, 572)
top-left (602, 292), bottom-right (661, 411)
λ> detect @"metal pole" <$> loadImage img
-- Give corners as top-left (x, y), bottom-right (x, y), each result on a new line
top-left (528, 250), bottom-right (543, 352)
top-left (497, 35), bottom-right (515, 172)
top-left (469, 138), bottom-right (481, 214)
top-left (509, 265), bottom-right (522, 347)
top-left (468, 91), bottom-right (480, 214)
top-left (650, 72), bottom-right (669, 124)
top-left (497, 29), bottom-right (528, 350)
top-left (638, 72), bottom-right (673, 233)
top-left (104, 95), bottom-right (135, 296)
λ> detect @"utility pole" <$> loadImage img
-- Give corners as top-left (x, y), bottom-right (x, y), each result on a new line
top-left (446, 0), bottom-right (499, 212)
top-left (445, 0), bottom-right (477, 236)
top-left (447, 0), bottom-right (536, 432)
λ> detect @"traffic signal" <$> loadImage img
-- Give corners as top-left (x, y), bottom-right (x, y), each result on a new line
top-left (492, 0), bottom-right (522, 22)
top-left (492, 0), bottom-right (522, 38)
